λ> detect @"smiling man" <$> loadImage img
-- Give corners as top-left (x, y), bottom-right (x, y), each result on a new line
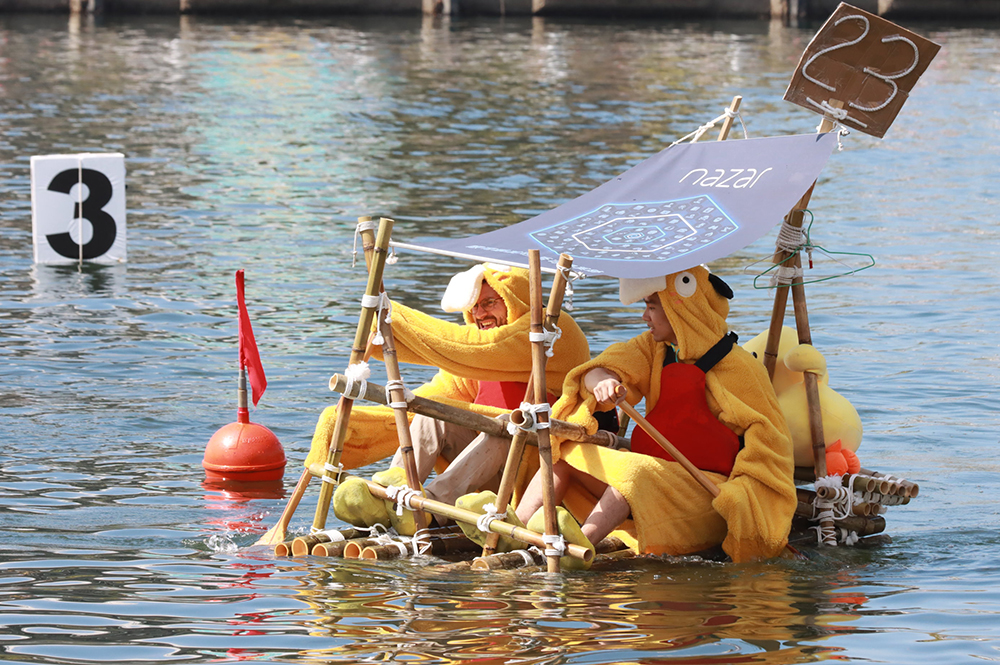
top-left (307, 263), bottom-right (591, 532)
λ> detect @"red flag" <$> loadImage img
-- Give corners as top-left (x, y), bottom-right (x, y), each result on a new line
top-left (236, 269), bottom-right (267, 407)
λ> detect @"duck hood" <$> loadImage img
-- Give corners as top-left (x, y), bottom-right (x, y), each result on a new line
top-left (440, 263), bottom-right (530, 325)
top-left (622, 266), bottom-right (732, 361)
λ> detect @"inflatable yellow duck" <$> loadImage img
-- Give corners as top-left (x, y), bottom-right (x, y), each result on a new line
top-left (743, 327), bottom-right (863, 470)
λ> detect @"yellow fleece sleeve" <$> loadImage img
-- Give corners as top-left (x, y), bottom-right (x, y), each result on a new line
top-left (708, 350), bottom-right (797, 562)
top-left (379, 301), bottom-right (589, 397)
top-left (553, 332), bottom-right (659, 434)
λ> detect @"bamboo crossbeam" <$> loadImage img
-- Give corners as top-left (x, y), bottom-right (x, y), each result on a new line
top-left (326, 374), bottom-right (625, 450)
top-left (305, 468), bottom-right (593, 565)
top-left (471, 536), bottom-right (633, 571)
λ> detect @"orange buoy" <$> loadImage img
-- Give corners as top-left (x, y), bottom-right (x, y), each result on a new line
top-left (203, 369), bottom-right (285, 483)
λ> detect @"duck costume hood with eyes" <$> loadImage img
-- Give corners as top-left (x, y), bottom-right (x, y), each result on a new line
top-left (550, 265), bottom-right (796, 563)
top-left (306, 263), bottom-right (590, 472)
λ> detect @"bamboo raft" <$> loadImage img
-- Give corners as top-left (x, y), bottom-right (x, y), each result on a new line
top-left (253, 99), bottom-right (922, 571)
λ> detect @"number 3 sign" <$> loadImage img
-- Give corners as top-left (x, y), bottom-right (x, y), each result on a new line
top-left (784, 2), bottom-right (940, 139)
top-left (30, 153), bottom-right (127, 264)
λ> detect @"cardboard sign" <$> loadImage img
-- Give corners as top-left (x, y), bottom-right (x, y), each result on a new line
top-left (30, 153), bottom-right (127, 264)
top-left (784, 3), bottom-right (940, 138)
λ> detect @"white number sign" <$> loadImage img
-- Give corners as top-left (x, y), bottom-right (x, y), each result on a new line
top-left (31, 153), bottom-right (127, 264)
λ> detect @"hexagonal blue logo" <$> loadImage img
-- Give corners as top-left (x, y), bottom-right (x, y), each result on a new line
top-left (530, 195), bottom-right (737, 261)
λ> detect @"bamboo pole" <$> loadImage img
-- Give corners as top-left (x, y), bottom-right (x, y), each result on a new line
top-left (471, 536), bottom-right (632, 571)
top-left (352, 222), bottom-right (429, 534)
top-left (290, 527), bottom-right (363, 557)
top-left (326, 374), bottom-right (624, 450)
top-left (312, 218), bottom-right (395, 533)
top-left (794, 502), bottom-right (886, 537)
top-left (257, 217), bottom-right (382, 550)
top-left (860, 468), bottom-right (919, 497)
top-left (760, 102), bottom-right (842, 545)
top-left (360, 532), bottom-right (480, 560)
top-left (481, 253), bottom-right (574, 558)
top-left (305, 469), bottom-right (593, 565)
top-left (526, 250), bottom-right (561, 572)
top-left (717, 95), bottom-right (742, 141)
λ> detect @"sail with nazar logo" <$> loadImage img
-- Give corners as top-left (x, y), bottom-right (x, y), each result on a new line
top-left (393, 132), bottom-right (838, 279)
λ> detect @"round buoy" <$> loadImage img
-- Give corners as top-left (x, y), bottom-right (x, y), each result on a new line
top-left (203, 412), bottom-right (286, 482)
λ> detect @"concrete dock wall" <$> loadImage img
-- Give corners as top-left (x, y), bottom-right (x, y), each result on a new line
top-left (1, 0), bottom-right (997, 18)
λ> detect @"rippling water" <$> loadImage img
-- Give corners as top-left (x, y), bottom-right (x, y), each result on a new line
top-left (1, 11), bottom-right (999, 664)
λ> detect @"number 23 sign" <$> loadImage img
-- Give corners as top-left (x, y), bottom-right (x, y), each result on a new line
top-left (784, 2), bottom-right (941, 138)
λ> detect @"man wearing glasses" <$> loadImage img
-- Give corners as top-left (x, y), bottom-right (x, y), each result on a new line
top-left (317, 263), bottom-right (591, 531)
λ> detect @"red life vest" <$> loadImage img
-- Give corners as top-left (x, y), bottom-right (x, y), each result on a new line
top-left (474, 381), bottom-right (553, 410)
top-left (629, 333), bottom-right (741, 477)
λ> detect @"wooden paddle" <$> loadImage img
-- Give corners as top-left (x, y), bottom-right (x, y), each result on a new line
top-left (613, 386), bottom-right (720, 499)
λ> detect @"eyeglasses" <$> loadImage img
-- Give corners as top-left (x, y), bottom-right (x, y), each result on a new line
top-left (471, 297), bottom-right (503, 313)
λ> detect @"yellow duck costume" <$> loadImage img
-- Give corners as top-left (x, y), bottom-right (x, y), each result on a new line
top-left (743, 327), bottom-right (864, 469)
top-left (306, 264), bottom-right (590, 474)
top-left (551, 266), bottom-right (796, 562)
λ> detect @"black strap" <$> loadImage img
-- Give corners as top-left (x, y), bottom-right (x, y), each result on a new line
top-left (694, 332), bottom-right (739, 374)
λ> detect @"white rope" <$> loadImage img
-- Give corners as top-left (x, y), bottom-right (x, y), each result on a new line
top-left (775, 217), bottom-right (805, 253)
top-left (514, 549), bottom-right (535, 566)
top-left (543, 533), bottom-right (567, 558)
top-left (409, 528), bottom-right (432, 556)
top-left (320, 461), bottom-right (344, 485)
top-left (359, 293), bottom-right (392, 345)
top-left (383, 484), bottom-right (422, 517)
top-left (308, 528), bottom-right (348, 542)
top-left (515, 402), bottom-right (551, 432)
top-left (838, 528), bottom-right (860, 546)
top-left (352, 220), bottom-right (380, 267)
top-left (559, 266), bottom-right (577, 312)
top-left (385, 379), bottom-right (409, 409)
top-left (528, 326), bottom-right (563, 357)
top-left (476, 502), bottom-right (507, 533)
top-left (668, 106), bottom-right (750, 149)
top-left (770, 265), bottom-right (803, 287)
top-left (343, 362), bottom-right (371, 400)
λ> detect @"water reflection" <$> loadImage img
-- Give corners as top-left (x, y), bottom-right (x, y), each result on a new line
top-left (277, 556), bottom-right (880, 663)
top-left (2, 10), bottom-right (1000, 664)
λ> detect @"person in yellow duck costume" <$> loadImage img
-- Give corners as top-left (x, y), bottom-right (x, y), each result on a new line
top-left (307, 263), bottom-right (590, 517)
top-left (515, 266), bottom-right (797, 564)
top-left (742, 327), bottom-right (863, 472)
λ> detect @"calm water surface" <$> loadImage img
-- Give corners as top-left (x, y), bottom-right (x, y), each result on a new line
top-left (1, 12), bottom-right (999, 664)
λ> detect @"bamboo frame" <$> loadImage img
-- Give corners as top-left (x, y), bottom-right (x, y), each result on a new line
top-left (258, 217), bottom-right (383, 549)
top-left (315, 472), bottom-right (595, 564)
top-left (353, 223), bottom-right (428, 532)
top-left (326, 374), bottom-right (624, 449)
